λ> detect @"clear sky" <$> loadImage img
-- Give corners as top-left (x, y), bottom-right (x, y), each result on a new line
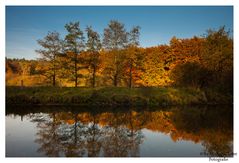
top-left (6, 6), bottom-right (233, 59)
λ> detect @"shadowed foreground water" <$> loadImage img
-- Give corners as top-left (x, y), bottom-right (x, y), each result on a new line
top-left (6, 105), bottom-right (233, 157)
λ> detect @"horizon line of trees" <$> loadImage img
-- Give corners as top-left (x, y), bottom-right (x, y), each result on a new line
top-left (35, 20), bottom-right (141, 88)
top-left (6, 20), bottom-right (233, 94)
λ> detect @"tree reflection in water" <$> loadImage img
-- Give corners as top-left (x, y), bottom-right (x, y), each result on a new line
top-left (100, 111), bottom-right (144, 157)
top-left (10, 105), bottom-right (232, 157)
top-left (34, 113), bottom-right (62, 156)
top-left (83, 112), bottom-right (102, 157)
top-left (170, 106), bottom-right (233, 157)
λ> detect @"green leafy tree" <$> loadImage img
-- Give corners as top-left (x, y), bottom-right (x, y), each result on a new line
top-left (126, 26), bottom-right (141, 88)
top-left (103, 20), bottom-right (128, 86)
top-left (85, 26), bottom-right (102, 88)
top-left (36, 31), bottom-right (63, 86)
top-left (64, 22), bottom-right (85, 87)
top-left (201, 26), bottom-right (233, 92)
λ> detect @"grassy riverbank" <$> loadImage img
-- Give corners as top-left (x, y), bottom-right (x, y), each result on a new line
top-left (6, 86), bottom-right (232, 106)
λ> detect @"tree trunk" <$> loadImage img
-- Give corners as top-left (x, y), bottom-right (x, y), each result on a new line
top-left (129, 61), bottom-right (133, 88)
top-left (92, 66), bottom-right (96, 88)
top-left (114, 73), bottom-right (118, 87)
top-left (113, 51), bottom-right (118, 87)
top-left (74, 53), bottom-right (78, 88)
top-left (53, 63), bottom-right (56, 86)
top-left (53, 74), bottom-right (56, 87)
top-left (21, 80), bottom-right (24, 89)
top-left (53, 56), bottom-right (56, 87)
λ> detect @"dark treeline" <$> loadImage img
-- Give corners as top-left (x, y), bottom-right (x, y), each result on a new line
top-left (6, 20), bottom-right (233, 95)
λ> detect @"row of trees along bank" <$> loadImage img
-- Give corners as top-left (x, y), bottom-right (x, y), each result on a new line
top-left (6, 21), bottom-right (233, 95)
top-left (35, 20), bottom-right (140, 88)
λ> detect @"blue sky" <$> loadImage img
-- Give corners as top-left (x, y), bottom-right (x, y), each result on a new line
top-left (6, 6), bottom-right (233, 59)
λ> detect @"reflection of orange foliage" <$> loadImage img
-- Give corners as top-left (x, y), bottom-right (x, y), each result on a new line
top-left (97, 112), bottom-right (113, 126)
top-left (78, 113), bottom-right (91, 124)
top-left (170, 130), bottom-right (201, 143)
top-left (54, 109), bottom-right (232, 147)
top-left (66, 119), bottom-right (75, 125)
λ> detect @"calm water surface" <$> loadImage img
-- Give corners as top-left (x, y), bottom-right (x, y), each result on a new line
top-left (6, 105), bottom-right (233, 157)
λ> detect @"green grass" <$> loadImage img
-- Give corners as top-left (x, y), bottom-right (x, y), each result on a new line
top-left (6, 86), bottom-right (231, 106)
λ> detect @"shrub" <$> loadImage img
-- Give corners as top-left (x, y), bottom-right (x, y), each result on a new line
top-left (170, 62), bottom-right (211, 88)
top-left (111, 94), bottom-right (131, 106)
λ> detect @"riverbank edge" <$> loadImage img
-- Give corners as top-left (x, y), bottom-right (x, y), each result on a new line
top-left (6, 86), bottom-right (233, 106)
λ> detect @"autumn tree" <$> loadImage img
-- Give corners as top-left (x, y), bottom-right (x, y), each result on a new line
top-left (64, 22), bottom-right (85, 87)
top-left (103, 20), bottom-right (128, 86)
top-left (85, 26), bottom-right (101, 88)
top-left (167, 36), bottom-right (203, 69)
top-left (140, 45), bottom-right (172, 86)
top-left (168, 36), bottom-right (207, 88)
top-left (36, 32), bottom-right (63, 86)
top-left (126, 26), bottom-right (141, 88)
top-left (201, 26), bottom-right (233, 93)
top-left (170, 61), bottom-right (210, 88)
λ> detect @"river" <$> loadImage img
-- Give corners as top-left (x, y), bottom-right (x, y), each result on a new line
top-left (6, 105), bottom-right (233, 157)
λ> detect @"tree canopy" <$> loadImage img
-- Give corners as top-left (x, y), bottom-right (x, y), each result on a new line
top-left (6, 22), bottom-right (233, 95)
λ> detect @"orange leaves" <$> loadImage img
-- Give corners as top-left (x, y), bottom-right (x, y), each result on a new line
top-left (8, 29), bottom-right (232, 89)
